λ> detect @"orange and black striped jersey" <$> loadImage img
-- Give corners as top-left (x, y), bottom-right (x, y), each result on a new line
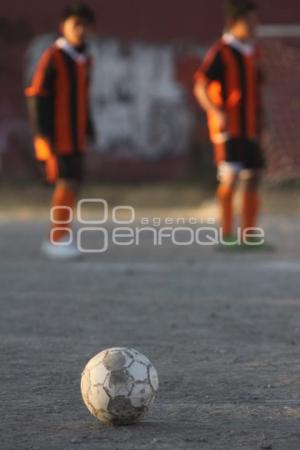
top-left (25, 38), bottom-right (94, 155)
top-left (194, 33), bottom-right (263, 143)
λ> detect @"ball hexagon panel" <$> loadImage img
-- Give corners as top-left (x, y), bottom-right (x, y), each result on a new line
top-left (127, 360), bottom-right (148, 382)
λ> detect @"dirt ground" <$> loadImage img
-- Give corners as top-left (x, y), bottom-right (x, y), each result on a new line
top-left (0, 181), bottom-right (300, 218)
top-left (1, 185), bottom-right (300, 450)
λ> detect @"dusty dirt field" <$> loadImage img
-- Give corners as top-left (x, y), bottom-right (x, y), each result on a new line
top-left (1, 187), bottom-right (300, 450)
top-left (1, 182), bottom-right (300, 219)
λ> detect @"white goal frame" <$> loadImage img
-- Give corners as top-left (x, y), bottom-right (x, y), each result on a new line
top-left (259, 24), bottom-right (300, 38)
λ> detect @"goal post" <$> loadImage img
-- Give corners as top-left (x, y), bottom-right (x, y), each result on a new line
top-left (259, 24), bottom-right (300, 38)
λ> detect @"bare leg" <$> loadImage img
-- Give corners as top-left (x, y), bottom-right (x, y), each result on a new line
top-left (240, 170), bottom-right (262, 236)
top-left (217, 167), bottom-right (239, 238)
top-left (50, 179), bottom-right (80, 243)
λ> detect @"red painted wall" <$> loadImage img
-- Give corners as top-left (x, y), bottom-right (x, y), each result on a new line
top-left (1, 0), bottom-right (299, 41)
top-left (0, 0), bottom-right (299, 179)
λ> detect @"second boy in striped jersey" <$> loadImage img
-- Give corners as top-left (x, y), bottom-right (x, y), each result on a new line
top-left (194, 0), bottom-right (265, 245)
top-left (25, 3), bottom-right (95, 259)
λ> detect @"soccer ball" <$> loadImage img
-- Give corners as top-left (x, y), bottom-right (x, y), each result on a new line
top-left (81, 347), bottom-right (159, 426)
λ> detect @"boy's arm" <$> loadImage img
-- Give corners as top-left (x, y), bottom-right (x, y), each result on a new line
top-left (25, 48), bottom-right (56, 157)
top-left (194, 80), bottom-right (226, 129)
top-left (193, 45), bottom-right (226, 129)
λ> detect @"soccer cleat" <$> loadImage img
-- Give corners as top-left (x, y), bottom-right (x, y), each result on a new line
top-left (241, 237), bottom-right (275, 251)
top-left (217, 235), bottom-right (274, 252)
top-left (221, 235), bottom-right (238, 245)
top-left (41, 235), bottom-right (81, 260)
top-left (216, 235), bottom-right (240, 252)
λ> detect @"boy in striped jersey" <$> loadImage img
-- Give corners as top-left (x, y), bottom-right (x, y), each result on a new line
top-left (25, 3), bottom-right (95, 259)
top-left (194, 0), bottom-right (265, 245)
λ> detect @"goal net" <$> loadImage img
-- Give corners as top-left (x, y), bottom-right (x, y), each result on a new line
top-left (259, 25), bottom-right (300, 181)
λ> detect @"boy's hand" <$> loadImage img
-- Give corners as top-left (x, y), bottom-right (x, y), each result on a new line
top-left (213, 109), bottom-right (227, 131)
top-left (34, 136), bottom-right (53, 161)
top-left (34, 136), bottom-right (58, 184)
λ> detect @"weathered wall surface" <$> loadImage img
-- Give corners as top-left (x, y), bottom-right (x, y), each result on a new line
top-left (26, 35), bottom-right (196, 159)
top-left (0, 0), bottom-right (299, 180)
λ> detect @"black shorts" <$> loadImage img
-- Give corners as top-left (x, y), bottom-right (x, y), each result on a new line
top-left (215, 138), bottom-right (266, 170)
top-left (38, 154), bottom-right (84, 184)
top-left (57, 154), bottom-right (84, 182)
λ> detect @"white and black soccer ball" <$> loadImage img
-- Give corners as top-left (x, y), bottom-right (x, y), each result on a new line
top-left (81, 347), bottom-right (159, 425)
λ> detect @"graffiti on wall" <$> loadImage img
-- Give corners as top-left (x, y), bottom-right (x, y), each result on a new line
top-left (25, 35), bottom-right (195, 160)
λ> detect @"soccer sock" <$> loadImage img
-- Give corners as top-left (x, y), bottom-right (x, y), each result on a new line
top-left (242, 191), bottom-right (260, 234)
top-left (50, 184), bottom-right (76, 243)
top-left (217, 184), bottom-right (234, 237)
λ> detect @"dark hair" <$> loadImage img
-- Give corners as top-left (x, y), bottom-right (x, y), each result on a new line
top-left (225, 0), bottom-right (257, 22)
top-left (61, 3), bottom-right (96, 24)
